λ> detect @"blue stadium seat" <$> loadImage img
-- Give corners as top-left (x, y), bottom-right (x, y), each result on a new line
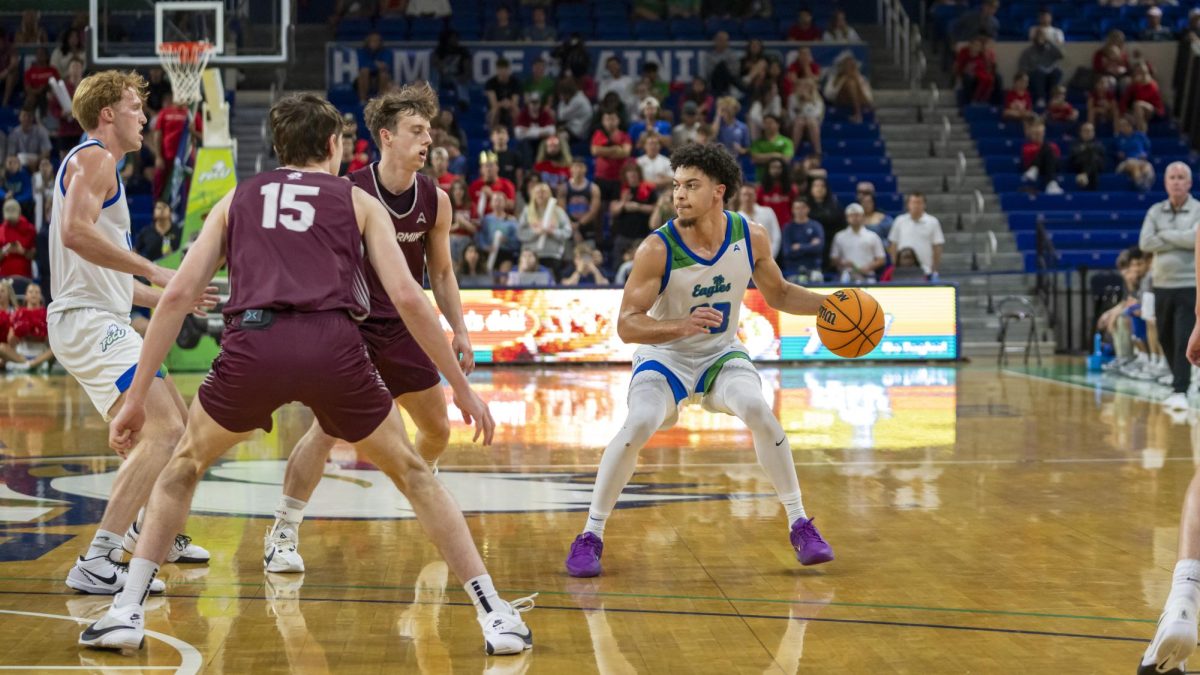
top-left (558, 18), bottom-right (594, 36)
top-left (669, 19), bottom-right (705, 40)
top-left (742, 19), bottom-right (779, 39)
top-left (556, 5), bottom-right (590, 20)
top-left (335, 17), bottom-right (374, 41)
top-left (633, 21), bottom-right (668, 39)
top-left (1016, 230), bottom-right (1139, 250)
top-left (409, 18), bottom-right (445, 40)
top-left (377, 17), bottom-right (408, 39)
top-left (825, 174), bottom-right (896, 191)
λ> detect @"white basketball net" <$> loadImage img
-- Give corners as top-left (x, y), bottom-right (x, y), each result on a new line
top-left (156, 41), bottom-right (213, 105)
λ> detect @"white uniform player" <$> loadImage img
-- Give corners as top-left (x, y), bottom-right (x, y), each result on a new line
top-left (49, 72), bottom-right (210, 597)
top-left (565, 144), bottom-right (837, 578)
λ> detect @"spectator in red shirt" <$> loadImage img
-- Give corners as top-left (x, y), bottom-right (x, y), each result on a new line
top-left (787, 9), bottom-right (822, 42)
top-left (8, 282), bottom-right (52, 371)
top-left (424, 147), bottom-right (460, 188)
top-left (1021, 119), bottom-right (1063, 194)
top-left (50, 58), bottom-right (85, 156)
top-left (787, 47), bottom-right (821, 87)
top-left (1093, 31), bottom-right (1130, 82)
top-left (758, 158), bottom-right (798, 228)
top-left (468, 151), bottom-right (517, 218)
top-left (955, 34), bottom-right (996, 105)
top-left (533, 135), bottom-right (572, 191)
top-left (1002, 73), bottom-right (1036, 123)
top-left (1088, 75), bottom-right (1118, 128)
top-left (21, 47), bottom-right (58, 115)
top-left (1047, 85), bottom-right (1078, 124)
top-left (152, 91), bottom-right (203, 199)
top-left (514, 91), bottom-right (557, 166)
top-left (0, 199), bottom-right (35, 279)
top-left (590, 109), bottom-right (632, 202)
top-left (1122, 64), bottom-right (1165, 132)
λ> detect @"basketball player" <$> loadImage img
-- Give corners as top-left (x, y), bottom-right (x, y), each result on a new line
top-left (264, 82), bottom-right (475, 574)
top-left (49, 70), bottom-right (213, 596)
top-left (565, 142), bottom-right (834, 577)
top-left (80, 93), bottom-right (533, 656)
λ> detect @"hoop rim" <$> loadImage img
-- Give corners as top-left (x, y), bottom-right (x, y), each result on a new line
top-left (156, 41), bottom-right (214, 63)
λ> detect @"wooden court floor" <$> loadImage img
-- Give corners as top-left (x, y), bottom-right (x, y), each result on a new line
top-left (0, 360), bottom-right (1192, 673)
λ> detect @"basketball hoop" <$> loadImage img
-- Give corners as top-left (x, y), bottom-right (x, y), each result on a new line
top-left (157, 41), bottom-right (214, 105)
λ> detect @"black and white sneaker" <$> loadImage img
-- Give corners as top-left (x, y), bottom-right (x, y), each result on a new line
top-left (124, 520), bottom-right (210, 564)
top-left (78, 598), bottom-right (145, 651)
top-left (66, 550), bottom-right (165, 595)
top-left (479, 594), bottom-right (536, 655)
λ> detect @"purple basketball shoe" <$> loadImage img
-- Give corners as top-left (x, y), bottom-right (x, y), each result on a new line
top-left (565, 533), bottom-right (604, 577)
top-left (790, 518), bottom-right (834, 566)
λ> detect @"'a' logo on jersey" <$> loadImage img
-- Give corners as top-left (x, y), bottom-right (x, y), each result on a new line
top-left (692, 275), bottom-right (732, 298)
top-left (416, 212), bottom-right (427, 224)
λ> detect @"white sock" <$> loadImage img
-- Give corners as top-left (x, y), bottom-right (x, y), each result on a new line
top-left (1167, 559), bottom-right (1200, 613)
top-left (781, 492), bottom-right (808, 527)
top-left (273, 496), bottom-right (307, 532)
top-left (115, 558), bottom-right (159, 608)
top-left (583, 511), bottom-right (608, 538)
top-left (465, 574), bottom-right (504, 618)
top-left (87, 529), bottom-right (123, 558)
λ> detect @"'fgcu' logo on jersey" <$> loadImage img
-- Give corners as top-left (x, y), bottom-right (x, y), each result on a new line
top-left (692, 275), bottom-right (732, 298)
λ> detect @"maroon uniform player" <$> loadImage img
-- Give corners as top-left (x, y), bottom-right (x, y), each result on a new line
top-left (81, 93), bottom-right (534, 657)
top-left (266, 83), bottom-right (477, 574)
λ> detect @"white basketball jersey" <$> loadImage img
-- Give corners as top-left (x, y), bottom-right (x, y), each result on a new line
top-left (646, 211), bottom-right (756, 356)
top-left (47, 140), bottom-right (134, 318)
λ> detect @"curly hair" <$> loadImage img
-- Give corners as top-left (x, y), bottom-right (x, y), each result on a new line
top-left (363, 81), bottom-right (439, 147)
top-left (669, 142), bottom-right (742, 195)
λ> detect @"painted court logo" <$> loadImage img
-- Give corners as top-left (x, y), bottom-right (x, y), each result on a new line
top-left (99, 324), bottom-right (127, 353)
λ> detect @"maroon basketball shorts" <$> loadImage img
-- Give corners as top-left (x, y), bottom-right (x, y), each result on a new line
top-left (198, 310), bottom-right (394, 443)
top-left (357, 316), bottom-right (442, 398)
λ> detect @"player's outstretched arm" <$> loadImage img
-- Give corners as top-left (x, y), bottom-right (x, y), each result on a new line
top-left (617, 235), bottom-right (722, 344)
top-left (427, 188), bottom-right (475, 374)
top-left (748, 221), bottom-right (826, 316)
top-left (60, 148), bottom-right (173, 288)
top-left (355, 187), bottom-right (494, 443)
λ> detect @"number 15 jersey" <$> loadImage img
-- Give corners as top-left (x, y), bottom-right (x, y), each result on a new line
top-left (646, 210), bottom-right (756, 357)
top-left (224, 168), bottom-right (371, 318)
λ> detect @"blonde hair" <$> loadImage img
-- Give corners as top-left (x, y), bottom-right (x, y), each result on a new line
top-left (524, 183), bottom-right (555, 222)
top-left (0, 279), bottom-right (15, 312)
top-left (72, 70), bottom-right (148, 131)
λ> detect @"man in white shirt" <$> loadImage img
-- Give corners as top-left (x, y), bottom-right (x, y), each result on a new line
top-left (737, 184), bottom-right (780, 258)
top-left (636, 133), bottom-right (672, 190)
top-left (1028, 9), bottom-right (1065, 47)
top-left (831, 203), bottom-right (885, 282)
top-left (888, 192), bottom-right (945, 278)
top-left (597, 57), bottom-right (637, 116)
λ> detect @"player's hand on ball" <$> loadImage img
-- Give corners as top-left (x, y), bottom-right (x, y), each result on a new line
top-left (681, 306), bottom-right (724, 337)
top-left (109, 403), bottom-right (146, 457)
top-left (191, 285), bottom-right (220, 318)
top-left (453, 387), bottom-right (495, 445)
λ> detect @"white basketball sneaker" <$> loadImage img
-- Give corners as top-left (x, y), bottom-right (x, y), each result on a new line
top-left (479, 594), bottom-right (536, 656)
top-left (1140, 605), bottom-right (1197, 674)
top-left (78, 597), bottom-right (145, 651)
top-left (66, 550), bottom-right (165, 595)
top-left (123, 521), bottom-right (210, 564)
top-left (264, 525), bottom-right (305, 573)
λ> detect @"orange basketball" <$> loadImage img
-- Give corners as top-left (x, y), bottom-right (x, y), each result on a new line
top-left (816, 289), bottom-right (886, 358)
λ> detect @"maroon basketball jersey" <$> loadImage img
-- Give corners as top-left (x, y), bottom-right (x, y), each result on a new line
top-left (223, 168), bottom-right (370, 317)
top-left (348, 163), bottom-right (438, 319)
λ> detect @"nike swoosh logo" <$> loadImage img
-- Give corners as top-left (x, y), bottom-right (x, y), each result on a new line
top-left (264, 549), bottom-right (275, 567)
top-left (82, 568), bottom-right (118, 586)
top-left (80, 623), bottom-right (135, 640)
top-left (775, 438), bottom-right (786, 446)
top-left (501, 629), bottom-right (533, 645)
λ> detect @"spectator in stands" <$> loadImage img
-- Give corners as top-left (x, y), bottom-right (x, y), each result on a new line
top-left (423, 147), bottom-right (459, 189)
top-left (1115, 115), bottom-right (1155, 191)
top-left (630, 97), bottom-right (673, 151)
top-left (703, 32), bottom-right (742, 97)
top-left (1122, 64), bottom-right (1165, 132)
top-left (404, 0), bottom-right (451, 18)
top-left (637, 133), bottom-right (672, 190)
top-left (831, 203), bottom-right (886, 283)
top-left (1018, 30), bottom-right (1063, 108)
top-left (0, 32), bottom-right (16, 109)
top-left (750, 114), bottom-right (794, 182)
top-left (787, 47), bottom-right (821, 92)
top-left (746, 78), bottom-right (784, 141)
top-left (515, 92), bottom-right (557, 165)
top-left (1029, 9), bottom-right (1065, 47)
top-left (524, 6), bottom-right (557, 42)
top-left (470, 152), bottom-right (518, 218)
top-left (648, 188), bottom-right (675, 230)
top-left (2, 157), bottom-right (33, 222)
top-left (780, 199), bottom-right (824, 281)
top-left (443, 136), bottom-right (466, 176)
top-left (339, 117), bottom-right (369, 176)
top-left (433, 31), bottom-right (472, 107)
top-left (806, 177), bottom-right (843, 264)
top-left (888, 192), bottom-right (945, 279)
top-left (133, 200), bottom-right (181, 262)
top-left (31, 158), bottom-right (52, 228)
top-left (556, 76), bottom-right (593, 144)
top-left (152, 92), bottom-right (203, 199)
top-left (1097, 247), bottom-right (1149, 376)
top-left (561, 158), bottom-right (602, 244)
top-left (0, 198), bottom-right (35, 281)
top-left (1182, 8), bottom-right (1200, 45)
top-left (955, 33), bottom-right (997, 106)
top-left (518, 182), bottom-right (573, 279)
top-left (1093, 31), bottom-right (1130, 84)
top-left (788, 78), bottom-right (824, 155)
top-left (713, 97), bottom-right (750, 161)
top-left (485, 58), bottom-right (522, 129)
top-left (1068, 122), bottom-right (1107, 190)
top-left (824, 55), bottom-right (873, 123)
top-left (1088, 75), bottom-right (1118, 128)
top-left (1140, 7), bottom-right (1174, 42)
top-left (144, 67), bottom-right (171, 114)
top-left (1138, 162), bottom-right (1200, 410)
top-left (1001, 75), bottom-right (1035, 125)
top-left (553, 34), bottom-right (592, 82)
top-left (483, 6), bottom-right (521, 41)
top-left (951, 0), bottom-right (999, 48)
top-left (640, 62), bottom-right (669, 103)
top-left (14, 11), bottom-right (47, 45)
top-left (610, 163), bottom-right (657, 263)
top-left (673, 101), bottom-right (703, 146)
top-left (881, 247), bottom-right (927, 282)
top-left (22, 48), bottom-right (59, 116)
top-left (740, 40), bottom-right (769, 85)
top-left (52, 28), bottom-right (87, 76)
top-left (455, 242), bottom-right (493, 288)
top-left (598, 57), bottom-right (639, 118)
top-left (489, 125), bottom-right (524, 189)
top-left (356, 32), bottom-right (392, 104)
top-left (1047, 85), bottom-right (1078, 124)
top-left (507, 248), bottom-right (555, 286)
top-left (823, 10), bottom-right (861, 41)
top-left (534, 136), bottom-right (572, 192)
top-left (524, 58), bottom-right (555, 103)
top-left (562, 243), bottom-right (610, 287)
top-left (758, 158), bottom-right (797, 228)
top-left (793, 154), bottom-right (827, 197)
top-left (51, 58), bottom-right (84, 157)
top-left (736, 184), bottom-right (781, 258)
top-left (479, 192), bottom-right (521, 266)
top-left (447, 179), bottom-right (477, 264)
top-left (1021, 119), bottom-right (1064, 195)
top-left (788, 8), bottom-right (823, 42)
top-left (591, 109), bottom-right (633, 201)
top-left (8, 109), bottom-right (52, 172)
top-left (858, 188), bottom-right (894, 243)
top-left (9, 282), bottom-right (52, 371)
